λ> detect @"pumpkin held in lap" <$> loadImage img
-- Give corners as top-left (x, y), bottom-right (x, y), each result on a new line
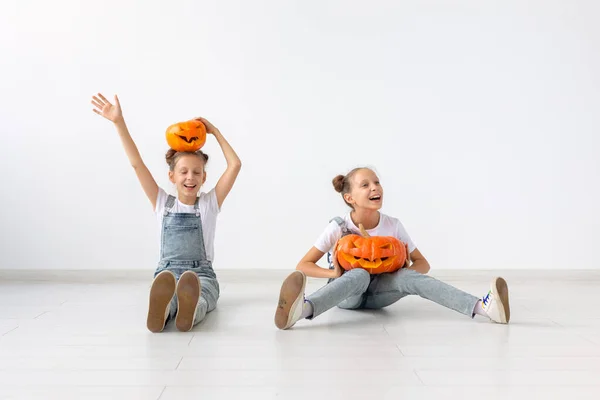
top-left (335, 224), bottom-right (407, 274)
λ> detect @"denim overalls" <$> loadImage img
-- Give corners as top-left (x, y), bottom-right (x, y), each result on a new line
top-left (155, 194), bottom-right (220, 324)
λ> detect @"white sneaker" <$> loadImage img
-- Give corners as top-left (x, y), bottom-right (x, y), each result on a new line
top-left (482, 277), bottom-right (510, 324)
top-left (274, 271), bottom-right (307, 330)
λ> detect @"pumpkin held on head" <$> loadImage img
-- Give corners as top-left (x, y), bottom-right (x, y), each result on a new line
top-left (165, 120), bottom-right (207, 152)
top-left (335, 224), bottom-right (407, 274)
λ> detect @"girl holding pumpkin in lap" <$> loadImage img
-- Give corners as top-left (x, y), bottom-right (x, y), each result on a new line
top-left (91, 93), bottom-right (241, 333)
top-left (274, 167), bottom-right (510, 329)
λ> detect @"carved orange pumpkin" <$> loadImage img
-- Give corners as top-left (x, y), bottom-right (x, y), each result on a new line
top-left (335, 224), bottom-right (407, 274)
top-left (165, 120), bottom-right (207, 152)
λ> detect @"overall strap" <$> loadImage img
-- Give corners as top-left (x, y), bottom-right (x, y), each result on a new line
top-left (193, 196), bottom-right (200, 216)
top-left (164, 195), bottom-right (177, 215)
top-left (327, 216), bottom-right (352, 280)
top-left (164, 195), bottom-right (201, 216)
top-left (329, 216), bottom-right (351, 236)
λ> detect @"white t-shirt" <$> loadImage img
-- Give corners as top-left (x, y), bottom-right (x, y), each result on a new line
top-left (314, 213), bottom-right (417, 255)
top-left (154, 187), bottom-right (220, 262)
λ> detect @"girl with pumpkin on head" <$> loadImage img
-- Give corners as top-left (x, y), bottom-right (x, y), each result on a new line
top-left (91, 93), bottom-right (241, 333)
top-left (274, 167), bottom-right (510, 329)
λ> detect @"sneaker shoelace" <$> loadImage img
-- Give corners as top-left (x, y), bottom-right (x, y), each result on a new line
top-left (482, 291), bottom-right (492, 308)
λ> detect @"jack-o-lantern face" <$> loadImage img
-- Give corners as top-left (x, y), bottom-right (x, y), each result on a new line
top-left (166, 120), bottom-right (207, 152)
top-left (335, 225), bottom-right (407, 274)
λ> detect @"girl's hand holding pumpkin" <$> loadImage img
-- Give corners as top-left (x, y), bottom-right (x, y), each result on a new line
top-left (92, 93), bottom-right (123, 124)
top-left (194, 117), bottom-right (220, 135)
top-left (331, 250), bottom-right (344, 279)
top-left (404, 243), bottom-right (411, 268)
top-left (192, 116), bottom-right (241, 209)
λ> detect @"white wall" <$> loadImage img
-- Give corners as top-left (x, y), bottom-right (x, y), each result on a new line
top-left (1, 0), bottom-right (599, 271)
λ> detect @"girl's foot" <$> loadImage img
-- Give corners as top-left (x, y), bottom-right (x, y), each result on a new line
top-left (175, 271), bottom-right (201, 332)
top-left (275, 271), bottom-right (307, 330)
top-left (481, 277), bottom-right (510, 324)
top-left (147, 270), bottom-right (176, 333)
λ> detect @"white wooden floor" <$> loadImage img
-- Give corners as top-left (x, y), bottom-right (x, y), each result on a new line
top-left (1, 270), bottom-right (600, 400)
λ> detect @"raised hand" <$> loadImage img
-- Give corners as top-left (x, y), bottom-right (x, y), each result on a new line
top-left (194, 117), bottom-right (219, 135)
top-left (92, 93), bottom-right (123, 123)
top-left (194, 116), bottom-right (242, 209)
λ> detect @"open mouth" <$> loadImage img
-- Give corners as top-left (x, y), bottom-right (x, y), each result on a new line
top-left (177, 135), bottom-right (199, 144)
top-left (369, 195), bottom-right (382, 201)
top-left (183, 184), bottom-right (197, 190)
top-left (340, 254), bottom-right (397, 269)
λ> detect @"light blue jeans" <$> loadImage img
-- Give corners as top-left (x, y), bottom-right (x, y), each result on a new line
top-left (307, 268), bottom-right (479, 319)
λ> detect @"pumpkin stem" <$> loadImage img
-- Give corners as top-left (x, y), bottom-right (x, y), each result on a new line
top-left (358, 223), bottom-right (370, 237)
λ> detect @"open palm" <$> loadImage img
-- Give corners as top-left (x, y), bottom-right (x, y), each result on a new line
top-left (92, 93), bottom-right (122, 122)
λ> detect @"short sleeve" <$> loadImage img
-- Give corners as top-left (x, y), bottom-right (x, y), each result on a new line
top-left (396, 220), bottom-right (417, 253)
top-left (204, 188), bottom-right (220, 215)
top-left (154, 187), bottom-right (168, 214)
top-left (314, 221), bottom-right (343, 253)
